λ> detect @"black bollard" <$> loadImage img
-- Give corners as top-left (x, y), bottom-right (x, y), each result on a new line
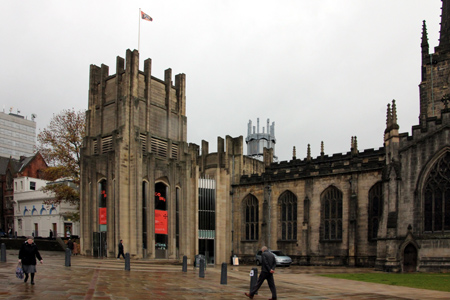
top-left (249, 267), bottom-right (258, 295)
top-left (1, 243), bottom-right (6, 262)
top-left (65, 248), bottom-right (71, 267)
top-left (125, 253), bottom-right (130, 271)
top-left (220, 262), bottom-right (227, 284)
top-left (182, 255), bottom-right (187, 272)
top-left (199, 258), bottom-right (205, 278)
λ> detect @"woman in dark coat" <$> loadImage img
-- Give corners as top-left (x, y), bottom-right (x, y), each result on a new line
top-left (18, 237), bottom-right (43, 285)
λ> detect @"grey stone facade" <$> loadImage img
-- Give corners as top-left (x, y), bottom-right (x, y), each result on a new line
top-left (80, 50), bottom-right (194, 259)
top-left (80, 3), bottom-right (450, 272)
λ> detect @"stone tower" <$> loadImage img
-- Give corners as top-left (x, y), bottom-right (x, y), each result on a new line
top-left (80, 49), bottom-right (193, 259)
top-left (419, 0), bottom-right (450, 124)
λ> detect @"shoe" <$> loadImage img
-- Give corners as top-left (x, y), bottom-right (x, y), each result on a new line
top-left (31, 281), bottom-right (35, 285)
top-left (24, 277), bottom-right (28, 283)
top-left (244, 293), bottom-right (253, 299)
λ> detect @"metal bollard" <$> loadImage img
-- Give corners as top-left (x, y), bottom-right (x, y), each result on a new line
top-left (182, 255), bottom-right (187, 272)
top-left (1, 243), bottom-right (6, 262)
top-left (199, 258), bottom-right (205, 278)
top-left (249, 267), bottom-right (258, 295)
top-left (125, 253), bottom-right (130, 271)
top-left (65, 248), bottom-right (71, 267)
top-left (220, 262), bottom-right (227, 284)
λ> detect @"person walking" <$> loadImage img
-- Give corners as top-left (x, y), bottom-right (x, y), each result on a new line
top-left (245, 246), bottom-right (277, 300)
top-left (67, 238), bottom-right (74, 255)
top-left (18, 237), bottom-right (43, 285)
top-left (117, 240), bottom-right (125, 259)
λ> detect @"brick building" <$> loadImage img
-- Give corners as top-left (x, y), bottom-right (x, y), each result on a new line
top-left (80, 2), bottom-right (450, 271)
top-left (0, 153), bottom-right (47, 235)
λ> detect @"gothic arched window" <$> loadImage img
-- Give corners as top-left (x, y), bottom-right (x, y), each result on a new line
top-left (368, 182), bottom-right (383, 240)
top-left (142, 181), bottom-right (148, 250)
top-left (279, 191), bottom-right (297, 241)
top-left (321, 186), bottom-right (343, 241)
top-left (244, 195), bottom-right (259, 241)
top-left (424, 152), bottom-right (450, 233)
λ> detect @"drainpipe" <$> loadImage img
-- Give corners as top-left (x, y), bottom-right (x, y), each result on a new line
top-left (231, 155), bottom-right (235, 258)
top-left (266, 185), bottom-right (272, 249)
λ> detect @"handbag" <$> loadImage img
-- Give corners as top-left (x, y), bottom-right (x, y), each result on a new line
top-left (16, 262), bottom-right (24, 280)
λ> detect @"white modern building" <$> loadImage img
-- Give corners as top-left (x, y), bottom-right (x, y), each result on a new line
top-left (0, 111), bottom-right (36, 159)
top-left (13, 177), bottom-right (79, 238)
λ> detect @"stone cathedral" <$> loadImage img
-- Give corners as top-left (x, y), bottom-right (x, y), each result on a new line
top-left (80, 1), bottom-right (450, 272)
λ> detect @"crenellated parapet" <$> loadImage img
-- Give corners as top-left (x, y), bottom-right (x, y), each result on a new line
top-left (83, 49), bottom-right (188, 164)
top-left (86, 49), bottom-right (187, 144)
top-left (191, 135), bottom-right (267, 183)
top-left (240, 147), bottom-right (385, 185)
top-left (398, 107), bottom-right (450, 150)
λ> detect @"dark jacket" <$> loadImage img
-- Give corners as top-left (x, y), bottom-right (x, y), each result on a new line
top-left (67, 240), bottom-right (74, 250)
top-left (118, 242), bottom-right (124, 253)
top-left (261, 250), bottom-right (276, 273)
top-left (19, 242), bottom-right (42, 266)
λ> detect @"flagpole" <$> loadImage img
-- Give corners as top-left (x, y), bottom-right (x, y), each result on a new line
top-left (138, 8), bottom-right (141, 53)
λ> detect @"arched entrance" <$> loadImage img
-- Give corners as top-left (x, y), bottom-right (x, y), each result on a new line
top-left (403, 243), bottom-right (417, 272)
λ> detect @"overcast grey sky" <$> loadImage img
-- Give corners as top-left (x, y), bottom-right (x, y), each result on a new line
top-left (0, 0), bottom-right (443, 161)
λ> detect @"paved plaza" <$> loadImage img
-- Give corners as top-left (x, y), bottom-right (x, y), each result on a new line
top-left (0, 250), bottom-right (449, 299)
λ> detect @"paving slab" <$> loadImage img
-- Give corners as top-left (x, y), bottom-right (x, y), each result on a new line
top-left (0, 250), bottom-right (449, 299)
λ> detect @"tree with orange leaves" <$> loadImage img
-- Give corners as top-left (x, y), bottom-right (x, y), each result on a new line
top-left (37, 109), bottom-right (85, 215)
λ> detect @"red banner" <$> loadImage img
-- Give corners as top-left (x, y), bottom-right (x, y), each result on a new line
top-left (155, 210), bottom-right (168, 235)
top-left (99, 207), bottom-right (107, 225)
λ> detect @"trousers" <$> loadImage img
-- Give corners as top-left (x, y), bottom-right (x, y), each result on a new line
top-left (250, 271), bottom-right (277, 299)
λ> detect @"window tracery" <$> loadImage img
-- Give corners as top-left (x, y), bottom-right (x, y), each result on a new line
top-left (424, 152), bottom-right (450, 232)
top-left (322, 186), bottom-right (343, 241)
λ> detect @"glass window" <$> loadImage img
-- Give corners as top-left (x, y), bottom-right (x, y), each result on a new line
top-left (424, 152), bottom-right (450, 233)
top-left (155, 182), bottom-right (168, 252)
top-left (278, 191), bottom-right (297, 241)
top-left (243, 194), bottom-right (259, 241)
top-left (142, 181), bottom-right (148, 249)
top-left (321, 186), bottom-right (343, 241)
top-left (368, 182), bottom-right (383, 240)
top-left (99, 180), bottom-right (107, 208)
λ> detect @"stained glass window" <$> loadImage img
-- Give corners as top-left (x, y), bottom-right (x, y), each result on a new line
top-left (424, 152), bottom-right (450, 232)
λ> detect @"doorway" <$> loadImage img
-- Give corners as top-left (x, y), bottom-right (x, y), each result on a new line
top-left (93, 232), bottom-right (107, 258)
top-left (199, 239), bottom-right (215, 264)
top-left (403, 243), bottom-right (418, 272)
top-left (64, 223), bottom-right (72, 237)
top-left (34, 223), bottom-right (38, 237)
top-left (52, 223), bottom-right (57, 238)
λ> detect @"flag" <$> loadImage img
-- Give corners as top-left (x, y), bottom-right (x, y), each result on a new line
top-left (141, 11), bottom-right (153, 22)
